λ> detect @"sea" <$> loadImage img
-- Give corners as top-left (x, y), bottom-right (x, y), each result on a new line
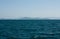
top-left (0, 20), bottom-right (60, 39)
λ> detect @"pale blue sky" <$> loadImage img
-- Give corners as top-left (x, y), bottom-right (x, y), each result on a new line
top-left (0, 0), bottom-right (60, 18)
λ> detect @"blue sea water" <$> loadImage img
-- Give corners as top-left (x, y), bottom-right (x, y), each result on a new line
top-left (0, 20), bottom-right (60, 39)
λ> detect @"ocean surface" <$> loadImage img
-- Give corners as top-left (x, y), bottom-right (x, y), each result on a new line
top-left (0, 20), bottom-right (60, 39)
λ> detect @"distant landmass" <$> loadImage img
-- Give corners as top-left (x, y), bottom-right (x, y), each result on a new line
top-left (19, 17), bottom-right (49, 20)
top-left (0, 17), bottom-right (60, 20)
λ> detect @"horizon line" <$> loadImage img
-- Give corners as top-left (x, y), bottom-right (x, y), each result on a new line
top-left (0, 17), bottom-right (60, 20)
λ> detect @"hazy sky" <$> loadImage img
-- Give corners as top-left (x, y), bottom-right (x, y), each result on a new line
top-left (0, 0), bottom-right (60, 18)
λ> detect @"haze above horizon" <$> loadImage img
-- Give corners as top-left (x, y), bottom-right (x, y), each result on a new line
top-left (0, 0), bottom-right (60, 19)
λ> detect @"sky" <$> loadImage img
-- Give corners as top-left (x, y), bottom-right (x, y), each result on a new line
top-left (0, 0), bottom-right (60, 19)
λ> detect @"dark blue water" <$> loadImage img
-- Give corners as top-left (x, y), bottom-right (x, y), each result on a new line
top-left (0, 20), bottom-right (60, 39)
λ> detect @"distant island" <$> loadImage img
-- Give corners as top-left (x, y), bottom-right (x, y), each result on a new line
top-left (0, 17), bottom-right (60, 20)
